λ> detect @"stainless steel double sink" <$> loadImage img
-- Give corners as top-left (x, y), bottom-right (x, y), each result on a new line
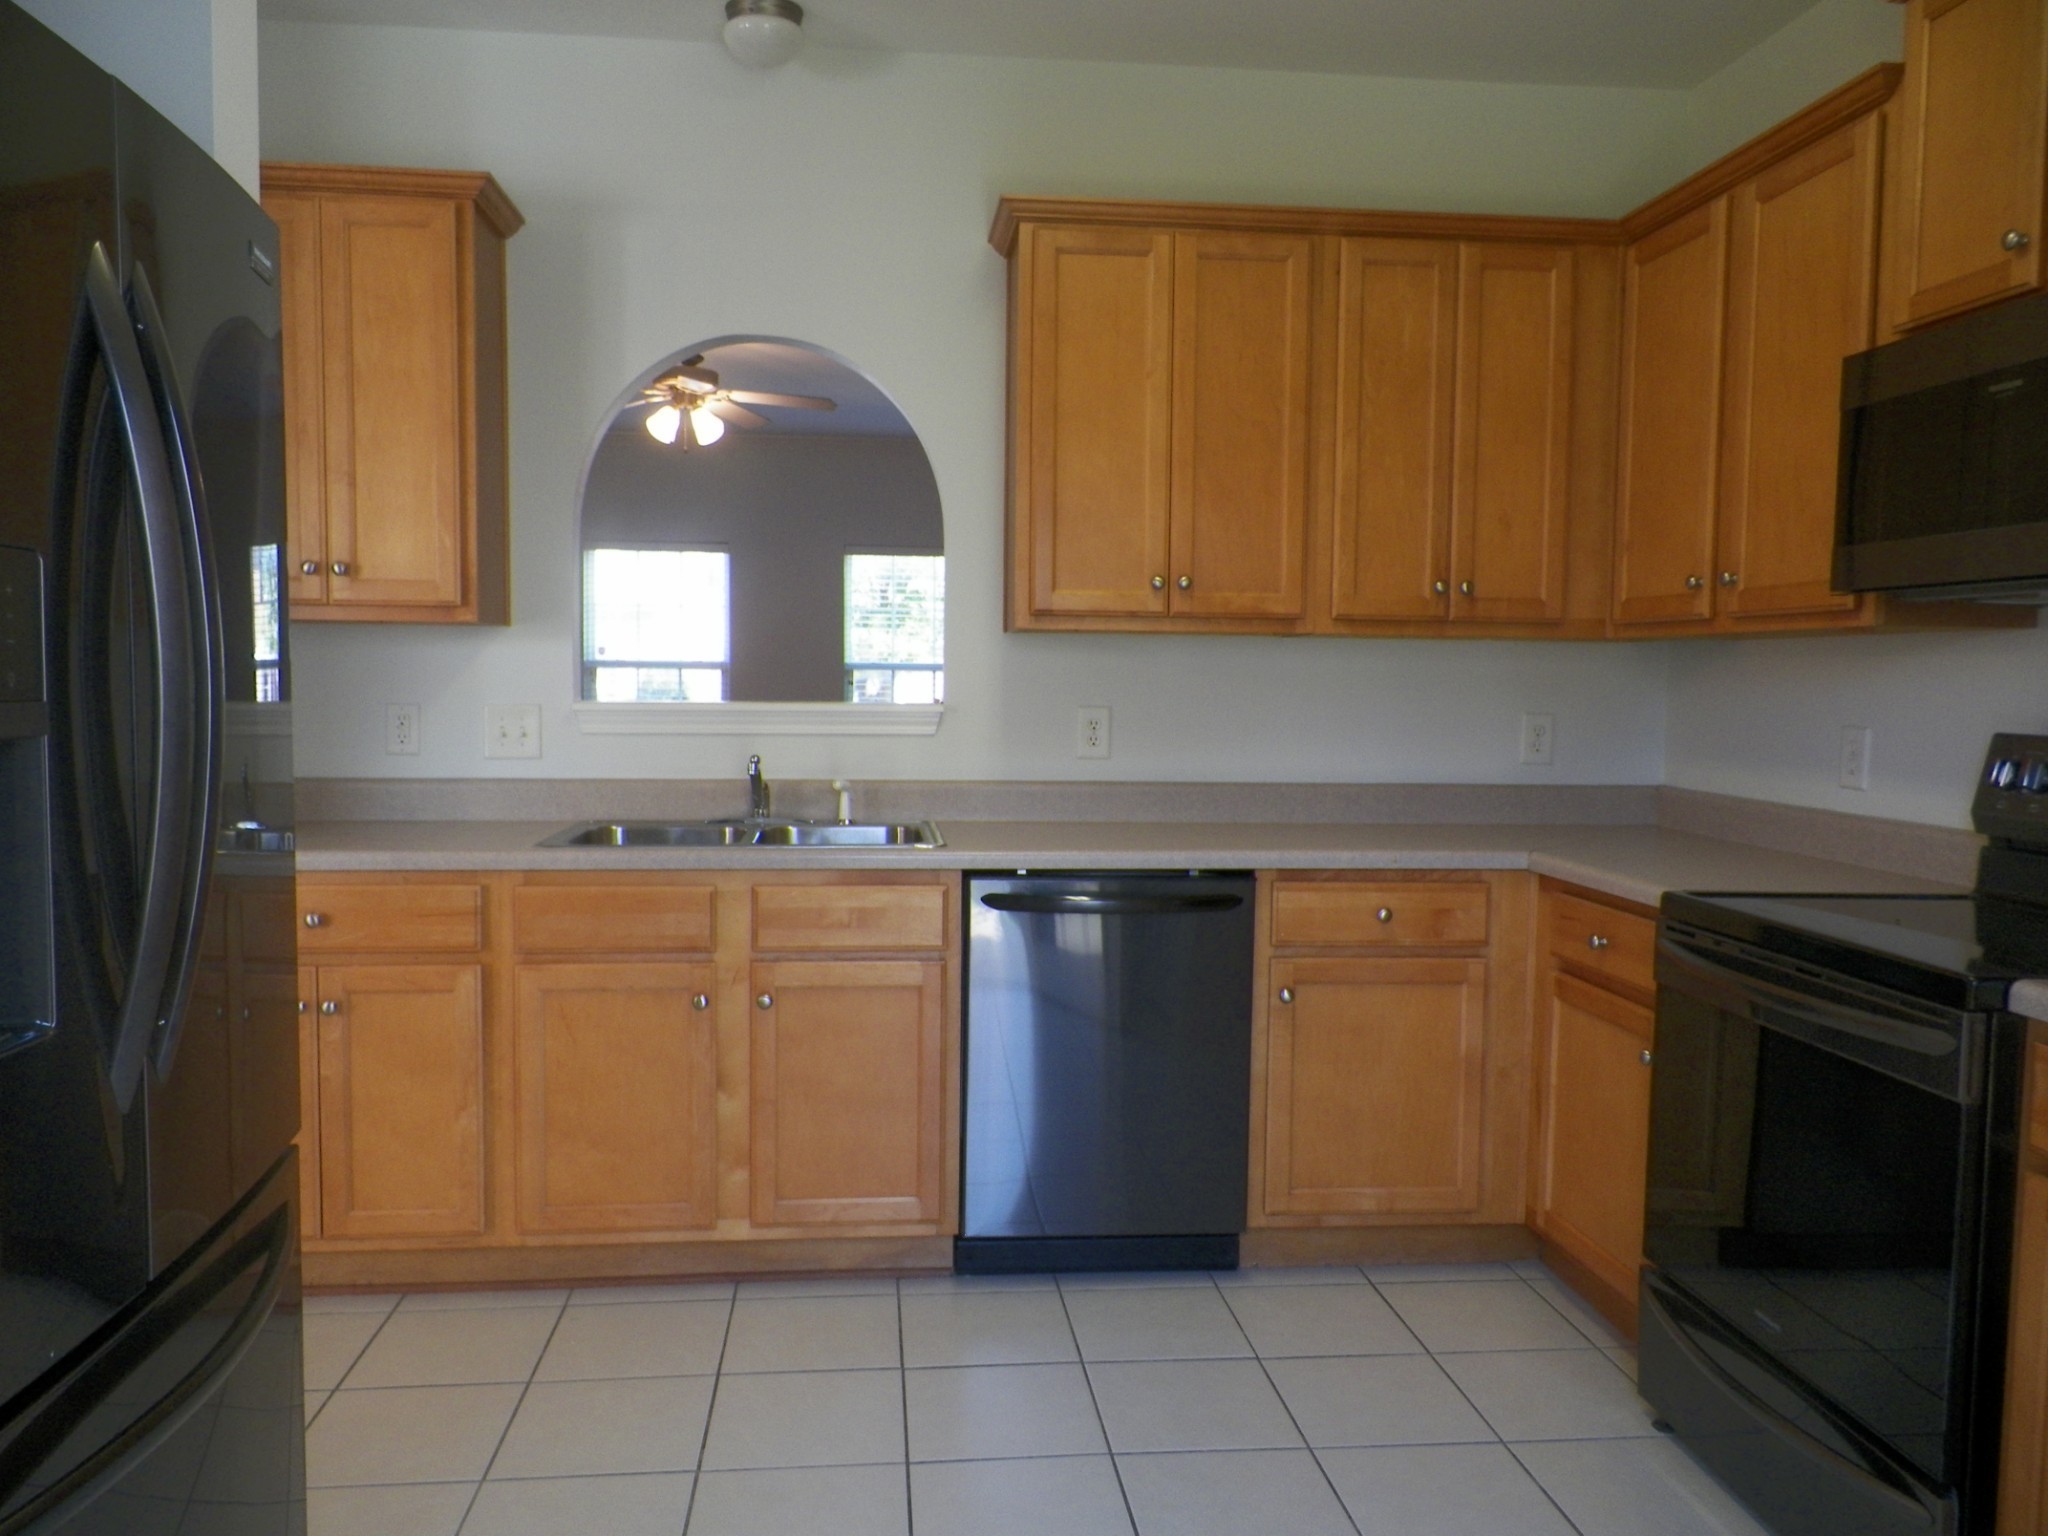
top-left (540, 819), bottom-right (945, 849)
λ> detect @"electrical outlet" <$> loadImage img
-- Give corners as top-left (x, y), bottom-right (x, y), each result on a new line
top-left (1839, 726), bottom-right (1872, 791)
top-left (385, 703), bottom-right (420, 756)
top-left (1076, 706), bottom-right (1111, 759)
top-left (485, 704), bottom-right (541, 760)
top-left (1520, 712), bottom-right (1555, 766)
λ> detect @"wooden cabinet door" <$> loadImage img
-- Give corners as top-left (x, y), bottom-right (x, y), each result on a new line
top-left (315, 964), bottom-right (485, 1239)
top-left (1999, 1037), bottom-right (2048, 1536)
top-left (1262, 957), bottom-right (1486, 1216)
top-left (318, 194), bottom-right (466, 609)
top-left (1891, 0), bottom-right (2048, 328)
top-left (265, 189), bottom-right (328, 610)
top-left (1329, 239), bottom-right (1458, 621)
top-left (1718, 118), bottom-right (1878, 621)
top-left (1613, 201), bottom-right (1727, 626)
top-left (1168, 231), bottom-right (1312, 618)
top-left (1021, 225), bottom-right (1173, 617)
top-left (1449, 243), bottom-right (1573, 624)
top-left (1535, 972), bottom-right (1653, 1303)
top-left (514, 963), bottom-right (718, 1234)
top-left (296, 966), bottom-right (320, 1234)
top-left (230, 964), bottom-right (304, 1195)
top-left (749, 959), bottom-right (945, 1227)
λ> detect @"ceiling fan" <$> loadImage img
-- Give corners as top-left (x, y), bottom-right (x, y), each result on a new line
top-left (636, 355), bottom-right (835, 448)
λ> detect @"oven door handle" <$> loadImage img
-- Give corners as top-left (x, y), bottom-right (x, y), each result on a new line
top-left (1656, 934), bottom-right (1974, 1101)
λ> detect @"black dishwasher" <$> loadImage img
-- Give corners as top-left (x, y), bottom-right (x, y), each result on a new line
top-left (957, 872), bottom-right (1254, 1274)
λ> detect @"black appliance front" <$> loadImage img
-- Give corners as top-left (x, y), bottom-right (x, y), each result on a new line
top-left (1641, 915), bottom-right (2024, 1536)
top-left (957, 873), bottom-right (1254, 1273)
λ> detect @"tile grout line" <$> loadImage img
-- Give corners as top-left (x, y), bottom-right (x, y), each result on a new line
top-left (450, 1291), bottom-right (572, 1536)
top-left (897, 1278), bottom-right (915, 1536)
top-left (1055, 1272), bottom-right (1141, 1536)
top-left (677, 1287), bottom-right (741, 1536)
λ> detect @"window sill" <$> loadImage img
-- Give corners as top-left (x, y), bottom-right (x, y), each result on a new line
top-left (572, 701), bottom-right (943, 737)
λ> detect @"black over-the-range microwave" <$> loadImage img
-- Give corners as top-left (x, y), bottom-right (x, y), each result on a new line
top-left (1837, 287), bottom-right (2048, 603)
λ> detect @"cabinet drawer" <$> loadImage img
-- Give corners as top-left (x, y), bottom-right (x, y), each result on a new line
top-left (752, 884), bottom-right (950, 952)
top-left (513, 884), bottom-right (716, 956)
top-left (298, 883), bottom-right (485, 953)
top-left (1548, 891), bottom-right (1656, 993)
top-left (1270, 881), bottom-right (1488, 949)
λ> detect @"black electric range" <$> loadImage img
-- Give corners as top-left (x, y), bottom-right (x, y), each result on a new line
top-left (1639, 733), bottom-right (2048, 1536)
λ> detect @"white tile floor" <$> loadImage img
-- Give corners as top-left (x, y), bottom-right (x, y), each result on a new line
top-left (302, 1259), bottom-right (1774, 1536)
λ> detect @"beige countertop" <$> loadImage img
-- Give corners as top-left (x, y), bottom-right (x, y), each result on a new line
top-left (2009, 980), bottom-right (2048, 1024)
top-left (295, 819), bottom-right (1963, 911)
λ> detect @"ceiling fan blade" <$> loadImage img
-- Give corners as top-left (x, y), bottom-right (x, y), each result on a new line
top-left (656, 362), bottom-right (720, 392)
top-left (725, 389), bottom-right (836, 411)
top-left (709, 400), bottom-right (771, 429)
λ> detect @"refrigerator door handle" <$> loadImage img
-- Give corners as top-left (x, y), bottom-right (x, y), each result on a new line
top-left (127, 266), bottom-right (221, 1082)
top-left (70, 243), bottom-right (198, 1114)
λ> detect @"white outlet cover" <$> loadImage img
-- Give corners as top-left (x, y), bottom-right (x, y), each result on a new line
top-left (385, 703), bottom-right (420, 756)
top-left (486, 703), bottom-right (542, 759)
top-left (1519, 711), bottom-right (1554, 766)
top-left (1076, 706), bottom-right (1111, 759)
top-left (1839, 726), bottom-right (1872, 791)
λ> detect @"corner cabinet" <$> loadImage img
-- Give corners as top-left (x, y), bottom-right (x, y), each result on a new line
top-left (262, 163), bottom-right (521, 625)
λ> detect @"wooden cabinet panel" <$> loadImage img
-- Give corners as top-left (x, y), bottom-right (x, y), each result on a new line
top-left (1270, 880), bottom-right (1489, 950)
top-left (1450, 243), bottom-right (1573, 623)
top-left (1534, 971), bottom-right (1653, 1303)
top-left (1718, 119), bottom-right (1877, 620)
top-left (1546, 891), bottom-right (1656, 997)
top-left (1169, 231), bottom-right (1312, 618)
top-left (319, 195), bottom-right (465, 609)
top-left (268, 189), bottom-right (327, 611)
top-left (1262, 956), bottom-right (1487, 1215)
top-left (1890, 0), bottom-right (2048, 329)
top-left (752, 882), bottom-right (950, 953)
top-left (231, 964), bottom-right (304, 1194)
top-left (1998, 1030), bottom-right (2048, 1536)
top-left (315, 964), bottom-right (485, 1239)
top-left (298, 881), bottom-right (484, 954)
top-left (1614, 201), bottom-right (1727, 626)
top-left (1329, 239), bottom-right (1459, 621)
top-left (512, 883), bottom-right (716, 956)
top-left (514, 963), bottom-right (718, 1233)
top-left (749, 959), bottom-right (945, 1226)
top-left (1021, 224), bottom-right (1174, 617)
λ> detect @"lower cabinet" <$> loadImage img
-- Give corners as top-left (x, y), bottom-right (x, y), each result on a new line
top-left (309, 963), bottom-right (486, 1239)
top-left (1528, 881), bottom-right (1658, 1332)
top-left (1998, 1029), bottom-right (2048, 1536)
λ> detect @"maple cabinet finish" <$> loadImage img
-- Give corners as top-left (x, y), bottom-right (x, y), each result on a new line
top-left (1886, 0), bottom-right (2048, 331)
top-left (1997, 1029), bottom-right (2048, 1536)
top-left (1529, 880), bottom-right (1658, 1335)
top-left (262, 163), bottom-right (520, 624)
top-left (298, 880), bottom-right (485, 954)
top-left (1251, 872), bottom-right (1531, 1235)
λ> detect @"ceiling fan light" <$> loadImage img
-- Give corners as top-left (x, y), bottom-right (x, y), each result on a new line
top-left (723, 0), bottom-right (804, 68)
top-left (689, 403), bottom-right (726, 445)
top-left (646, 402), bottom-right (683, 444)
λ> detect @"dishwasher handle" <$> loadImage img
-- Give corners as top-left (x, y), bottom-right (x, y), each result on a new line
top-left (979, 892), bottom-right (1245, 917)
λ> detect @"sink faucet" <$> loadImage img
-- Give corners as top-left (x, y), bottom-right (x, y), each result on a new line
top-left (747, 755), bottom-right (771, 820)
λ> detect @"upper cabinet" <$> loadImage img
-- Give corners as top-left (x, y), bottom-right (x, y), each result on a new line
top-left (995, 200), bottom-right (1618, 638)
top-left (262, 163), bottom-right (522, 625)
top-left (1883, 0), bottom-right (2048, 333)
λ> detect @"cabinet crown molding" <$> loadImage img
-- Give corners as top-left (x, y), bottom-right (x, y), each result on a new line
top-left (260, 160), bottom-right (525, 239)
top-left (988, 195), bottom-right (1622, 255)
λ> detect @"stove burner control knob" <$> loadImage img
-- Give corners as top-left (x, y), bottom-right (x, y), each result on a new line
top-left (1989, 758), bottom-right (2018, 790)
top-left (2022, 759), bottom-right (2048, 793)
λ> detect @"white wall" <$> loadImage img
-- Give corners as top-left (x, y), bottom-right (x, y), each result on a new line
top-left (1683, 0), bottom-right (1902, 167)
top-left (19, 0), bottom-right (260, 192)
top-left (259, 21), bottom-right (1688, 785)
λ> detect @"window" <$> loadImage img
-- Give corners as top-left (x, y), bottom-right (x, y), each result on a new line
top-left (844, 554), bottom-right (944, 704)
top-left (250, 543), bottom-right (281, 703)
top-left (582, 548), bottom-right (730, 702)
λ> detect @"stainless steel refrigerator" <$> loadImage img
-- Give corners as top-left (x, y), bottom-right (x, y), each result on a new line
top-left (0, 4), bottom-right (303, 1531)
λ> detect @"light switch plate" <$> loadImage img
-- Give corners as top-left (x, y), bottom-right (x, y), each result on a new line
top-left (486, 704), bottom-right (541, 759)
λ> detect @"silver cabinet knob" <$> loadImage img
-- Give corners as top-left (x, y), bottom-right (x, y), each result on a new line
top-left (1376, 907), bottom-right (1394, 923)
top-left (1278, 987), bottom-right (1294, 1004)
top-left (1719, 571), bottom-right (1738, 588)
top-left (1685, 575), bottom-right (1704, 590)
top-left (1151, 575), bottom-right (1165, 591)
top-left (2004, 230), bottom-right (2032, 252)
top-left (1640, 1049), bottom-right (1654, 1066)
top-left (1433, 580), bottom-right (1448, 596)
top-left (303, 912), bottom-right (325, 928)
top-left (240, 1007), bottom-right (252, 1022)
top-left (1458, 580), bottom-right (1473, 597)
top-left (319, 1000), bottom-right (339, 1016)
top-left (299, 560), bottom-right (319, 576)
top-left (297, 1000), bottom-right (307, 1014)
top-left (756, 993), bottom-right (773, 1010)
top-left (1177, 575), bottom-right (1191, 591)
top-left (330, 561), bottom-right (350, 576)
top-left (691, 994), bottom-right (710, 1011)
top-left (1588, 934), bottom-right (1610, 950)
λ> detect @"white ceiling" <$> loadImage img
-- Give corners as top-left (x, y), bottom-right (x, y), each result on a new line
top-left (256, 0), bottom-right (1832, 89)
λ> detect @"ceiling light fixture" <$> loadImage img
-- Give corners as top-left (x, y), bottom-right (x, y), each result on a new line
top-left (723, 0), bottom-right (804, 69)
